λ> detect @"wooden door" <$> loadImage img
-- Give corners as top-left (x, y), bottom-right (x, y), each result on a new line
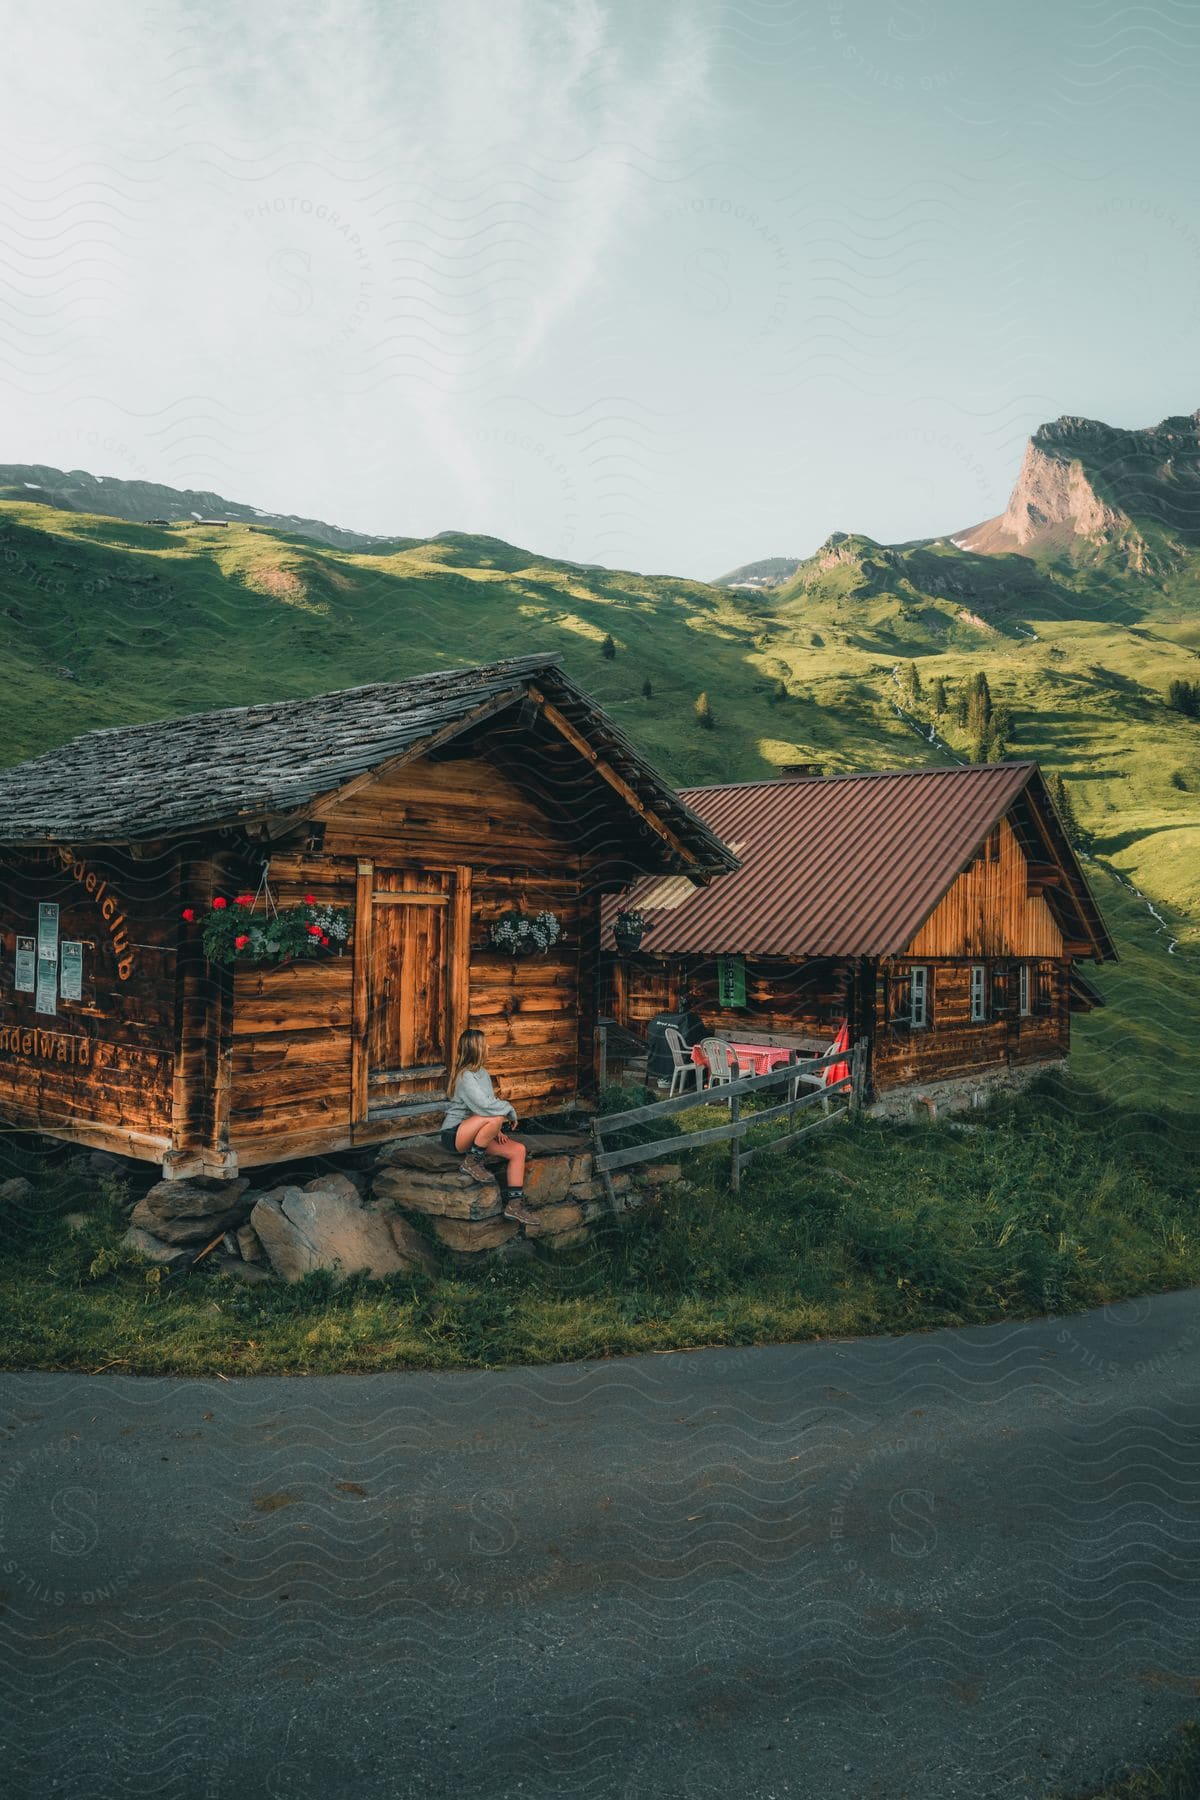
top-left (366, 869), bottom-right (453, 1107)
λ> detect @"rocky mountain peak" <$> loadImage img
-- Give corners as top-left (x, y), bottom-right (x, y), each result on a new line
top-left (953, 406), bottom-right (1200, 562)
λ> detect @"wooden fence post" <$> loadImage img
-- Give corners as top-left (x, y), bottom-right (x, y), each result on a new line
top-left (596, 1022), bottom-right (608, 1092)
top-left (729, 1092), bottom-right (741, 1193)
top-left (850, 1037), bottom-right (866, 1116)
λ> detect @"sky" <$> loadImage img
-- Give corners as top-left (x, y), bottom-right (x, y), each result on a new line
top-left (3, 0), bottom-right (1199, 579)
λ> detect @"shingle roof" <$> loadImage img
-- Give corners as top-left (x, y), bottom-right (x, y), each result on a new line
top-left (609, 762), bottom-right (1115, 960)
top-left (0, 654), bottom-right (736, 874)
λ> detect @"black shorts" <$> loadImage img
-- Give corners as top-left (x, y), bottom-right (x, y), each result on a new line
top-left (440, 1125), bottom-right (462, 1155)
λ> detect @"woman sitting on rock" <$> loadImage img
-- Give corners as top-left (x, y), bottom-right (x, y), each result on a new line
top-left (440, 1028), bottom-right (536, 1226)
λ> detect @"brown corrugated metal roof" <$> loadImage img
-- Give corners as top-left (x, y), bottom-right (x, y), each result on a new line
top-left (611, 761), bottom-right (1099, 959)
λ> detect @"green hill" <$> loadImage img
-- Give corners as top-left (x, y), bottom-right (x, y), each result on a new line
top-left (1, 412), bottom-right (1197, 1104)
top-left (0, 463), bottom-right (396, 551)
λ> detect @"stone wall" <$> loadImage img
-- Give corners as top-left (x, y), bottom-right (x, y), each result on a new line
top-left (118, 1130), bottom-right (651, 1278)
top-left (866, 1058), bottom-right (1061, 1123)
top-left (371, 1132), bottom-right (636, 1259)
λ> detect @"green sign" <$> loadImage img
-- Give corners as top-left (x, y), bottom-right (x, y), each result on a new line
top-left (717, 954), bottom-right (746, 1008)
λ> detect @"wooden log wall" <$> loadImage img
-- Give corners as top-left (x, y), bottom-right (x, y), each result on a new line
top-left (228, 853), bottom-right (356, 1152)
top-left (227, 748), bottom-right (607, 1155)
top-left (872, 957), bottom-right (1070, 1091)
top-left (905, 815), bottom-right (1065, 959)
top-left (0, 843), bottom-right (180, 1158)
top-left (605, 954), bottom-right (850, 1043)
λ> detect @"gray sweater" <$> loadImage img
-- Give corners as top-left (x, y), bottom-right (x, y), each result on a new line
top-left (441, 1068), bottom-right (517, 1132)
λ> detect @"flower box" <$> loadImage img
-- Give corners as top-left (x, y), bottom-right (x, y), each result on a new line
top-left (488, 908), bottom-right (562, 957)
top-left (182, 890), bottom-right (353, 970)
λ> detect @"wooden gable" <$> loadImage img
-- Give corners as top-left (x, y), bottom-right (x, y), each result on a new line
top-left (903, 814), bottom-right (1065, 959)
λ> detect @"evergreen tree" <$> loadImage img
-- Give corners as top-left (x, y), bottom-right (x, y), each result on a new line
top-left (966, 671), bottom-right (992, 735)
top-left (968, 729), bottom-right (989, 765)
top-left (601, 633), bottom-right (616, 660)
top-left (641, 676), bottom-right (653, 699)
top-left (986, 705), bottom-right (1013, 762)
top-left (931, 676), bottom-right (948, 715)
top-left (694, 691), bottom-right (715, 730)
top-left (902, 661), bottom-right (922, 703)
top-left (1047, 770), bottom-right (1086, 848)
top-left (1167, 678), bottom-right (1200, 717)
top-left (953, 689), bottom-right (969, 728)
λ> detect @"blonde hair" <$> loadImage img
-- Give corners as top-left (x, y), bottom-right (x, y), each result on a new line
top-left (450, 1027), bottom-right (486, 1087)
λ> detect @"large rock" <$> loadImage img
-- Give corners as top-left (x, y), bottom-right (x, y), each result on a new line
top-left (372, 1207), bottom-right (438, 1276)
top-left (236, 1224), bottom-right (265, 1263)
top-left (520, 1200), bottom-right (583, 1237)
top-left (303, 1173), bottom-right (362, 1205)
top-left (131, 1176), bottom-right (254, 1245)
top-left (141, 1176), bottom-right (250, 1221)
top-left (122, 1226), bottom-right (193, 1266)
top-left (375, 1138), bottom-right (468, 1173)
top-left (0, 1176), bottom-right (35, 1208)
top-left (250, 1184), bottom-right (425, 1283)
top-left (372, 1164), bottom-right (502, 1221)
top-left (430, 1216), bottom-right (517, 1254)
top-left (522, 1153), bottom-right (592, 1208)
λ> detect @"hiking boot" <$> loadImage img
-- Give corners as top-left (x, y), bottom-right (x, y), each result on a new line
top-left (460, 1157), bottom-right (493, 1184)
top-left (502, 1193), bottom-right (540, 1230)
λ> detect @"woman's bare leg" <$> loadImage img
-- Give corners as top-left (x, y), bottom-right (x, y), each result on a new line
top-left (455, 1115), bottom-right (500, 1155)
top-left (489, 1136), bottom-right (526, 1186)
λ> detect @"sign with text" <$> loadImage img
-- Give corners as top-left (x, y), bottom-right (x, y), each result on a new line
top-left (717, 954), bottom-right (746, 1009)
top-left (37, 902), bottom-right (59, 961)
top-left (14, 937), bottom-right (35, 993)
top-left (60, 941), bottom-right (83, 1002)
top-left (35, 960), bottom-right (57, 1016)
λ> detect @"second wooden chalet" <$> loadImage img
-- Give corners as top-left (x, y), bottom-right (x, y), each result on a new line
top-left (603, 762), bottom-right (1115, 1101)
top-left (0, 655), bottom-right (734, 1177)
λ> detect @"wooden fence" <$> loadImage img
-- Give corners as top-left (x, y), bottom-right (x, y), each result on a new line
top-left (590, 1038), bottom-right (867, 1203)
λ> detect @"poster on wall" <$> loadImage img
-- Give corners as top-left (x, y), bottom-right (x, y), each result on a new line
top-left (14, 936), bottom-right (36, 993)
top-left (35, 959), bottom-right (58, 1015)
top-left (60, 941), bottom-right (83, 1002)
top-left (37, 902), bottom-right (60, 962)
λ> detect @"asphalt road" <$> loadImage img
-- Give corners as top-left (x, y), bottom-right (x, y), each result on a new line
top-left (3, 1292), bottom-right (1200, 1799)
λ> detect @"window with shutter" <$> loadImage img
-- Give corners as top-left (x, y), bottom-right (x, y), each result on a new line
top-left (887, 968), bottom-right (912, 1030)
top-left (970, 964), bottom-right (987, 1023)
top-left (1018, 964), bottom-right (1031, 1016)
top-left (910, 964), bottom-right (929, 1029)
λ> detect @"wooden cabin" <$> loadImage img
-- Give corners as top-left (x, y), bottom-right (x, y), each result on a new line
top-left (603, 763), bottom-right (1115, 1101)
top-left (0, 655), bottom-right (734, 1177)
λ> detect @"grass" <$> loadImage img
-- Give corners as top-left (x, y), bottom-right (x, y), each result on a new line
top-left (1, 1074), bottom-right (1196, 1376)
top-left (1056, 1723), bottom-right (1200, 1798)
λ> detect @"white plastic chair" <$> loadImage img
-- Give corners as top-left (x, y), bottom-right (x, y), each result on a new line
top-left (789, 1033), bottom-right (841, 1102)
top-left (700, 1037), bottom-right (738, 1087)
top-left (664, 1025), bottom-right (703, 1099)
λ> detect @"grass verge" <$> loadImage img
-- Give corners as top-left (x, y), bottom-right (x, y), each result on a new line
top-left (0, 1073), bottom-right (1196, 1376)
top-left (1056, 1722), bottom-right (1200, 1798)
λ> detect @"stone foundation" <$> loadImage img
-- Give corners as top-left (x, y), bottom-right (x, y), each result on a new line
top-left (867, 1058), bottom-right (1063, 1123)
top-left (372, 1131), bottom-right (637, 1261)
top-left (110, 1127), bottom-right (674, 1278)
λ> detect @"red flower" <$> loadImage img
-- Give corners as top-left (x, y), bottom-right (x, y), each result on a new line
top-left (307, 923), bottom-right (322, 936)
top-left (234, 934), bottom-right (250, 950)
top-left (235, 893), bottom-right (255, 907)
top-left (319, 934), bottom-right (330, 946)
top-left (212, 896), bottom-right (227, 910)
top-left (181, 907), bottom-right (196, 923)
top-left (304, 893), bottom-right (316, 905)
